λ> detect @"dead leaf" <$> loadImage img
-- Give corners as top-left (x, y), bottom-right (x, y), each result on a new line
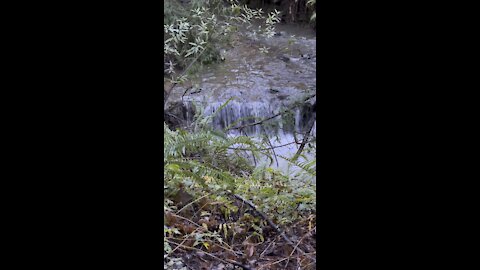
top-left (245, 244), bottom-right (255, 258)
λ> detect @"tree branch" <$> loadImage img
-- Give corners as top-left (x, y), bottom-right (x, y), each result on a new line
top-left (164, 48), bottom-right (208, 109)
top-left (292, 118), bottom-right (315, 162)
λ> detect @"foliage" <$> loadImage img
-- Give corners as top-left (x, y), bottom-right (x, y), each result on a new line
top-left (164, 0), bottom-right (281, 83)
top-left (164, 103), bottom-right (316, 269)
top-left (307, 0), bottom-right (316, 22)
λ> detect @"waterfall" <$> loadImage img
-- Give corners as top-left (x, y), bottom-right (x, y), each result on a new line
top-left (180, 99), bottom-right (315, 136)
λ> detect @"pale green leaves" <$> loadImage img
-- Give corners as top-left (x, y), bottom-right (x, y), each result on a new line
top-left (307, 0), bottom-right (316, 22)
top-left (185, 37), bottom-right (206, 57)
top-left (259, 46), bottom-right (269, 54)
top-left (164, 60), bottom-right (176, 74)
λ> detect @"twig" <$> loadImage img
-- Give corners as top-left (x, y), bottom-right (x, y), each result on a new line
top-left (261, 126), bottom-right (278, 167)
top-left (226, 94), bottom-right (316, 131)
top-left (259, 235), bottom-right (279, 257)
top-left (165, 49), bottom-right (208, 108)
top-left (293, 131), bottom-right (300, 144)
top-left (167, 236), bottom-right (242, 257)
top-left (227, 140), bottom-right (314, 151)
top-left (165, 227), bottom-right (202, 258)
top-left (181, 86), bottom-right (193, 102)
top-left (284, 227), bottom-right (317, 269)
top-left (165, 111), bottom-right (186, 124)
top-left (288, 227), bottom-right (316, 257)
top-left (166, 240), bottom-right (254, 270)
top-left (228, 110), bottom-right (284, 130)
top-left (241, 129), bottom-right (257, 167)
top-left (292, 117), bottom-right (315, 162)
top-left (176, 194), bottom-right (209, 215)
top-left (169, 211), bottom-right (202, 228)
top-left (259, 257), bottom-right (290, 269)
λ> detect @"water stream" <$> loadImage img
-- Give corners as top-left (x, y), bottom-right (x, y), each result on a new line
top-left (167, 23), bottom-right (316, 174)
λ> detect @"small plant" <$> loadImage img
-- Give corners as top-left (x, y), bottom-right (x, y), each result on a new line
top-left (307, 0), bottom-right (316, 22)
top-left (164, 1), bottom-right (281, 85)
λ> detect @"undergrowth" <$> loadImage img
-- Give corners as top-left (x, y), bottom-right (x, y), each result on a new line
top-left (164, 102), bottom-right (316, 269)
top-left (164, 0), bottom-right (281, 83)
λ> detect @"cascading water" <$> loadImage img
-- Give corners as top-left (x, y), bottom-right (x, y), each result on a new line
top-left (204, 101), bottom-right (281, 135)
top-left (181, 99), bottom-right (315, 136)
top-left (165, 22), bottom-right (316, 174)
top-left (173, 98), bottom-right (316, 175)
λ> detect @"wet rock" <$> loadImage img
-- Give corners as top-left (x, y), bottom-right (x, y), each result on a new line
top-left (301, 53), bottom-right (316, 60)
top-left (269, 88), bottom-right (280, 94)
top-left (277, 55), bottom-right (290, 62)
top-left (277, 53), bottom-right (302, 62)
top-left (219, 49), bottom-right (226, 61)
top-left (190, 88), bottom-right (202, 94)
top-left (164, 101), bottom-right (196, 129)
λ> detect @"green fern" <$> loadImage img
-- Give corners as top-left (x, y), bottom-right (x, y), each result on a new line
top-left (278, 154), bottom-right (316, 177)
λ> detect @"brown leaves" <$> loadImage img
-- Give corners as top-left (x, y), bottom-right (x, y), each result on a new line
top-left (198, 216), bottom-right (219, 231)
top-left (180, 223), bottom-right (196, 234)
top-left (165, 211), bottom-right (177, 226)
top-left (173, 189), bottom-right (194, 207)
top-left (165, 187), bottom-right (316, 270)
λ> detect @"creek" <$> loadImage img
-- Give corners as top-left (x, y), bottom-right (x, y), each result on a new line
top-left (166, 22), bottom-right (316, 175)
